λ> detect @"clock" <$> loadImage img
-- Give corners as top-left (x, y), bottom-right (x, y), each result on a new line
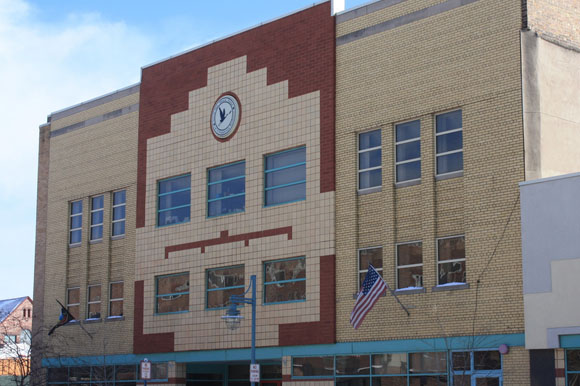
top-left (211, 93), bottom-right (241, 141)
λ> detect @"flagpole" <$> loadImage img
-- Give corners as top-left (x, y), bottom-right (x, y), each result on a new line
top-left (382, 279), bottom-right (410, 317)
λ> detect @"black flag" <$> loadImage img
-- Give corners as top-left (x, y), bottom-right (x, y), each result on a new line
top-left (48, 300), bottom-right (76, 336)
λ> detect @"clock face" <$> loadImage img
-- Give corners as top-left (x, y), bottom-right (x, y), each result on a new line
top-left (211, 93), bottom-right (241, 140)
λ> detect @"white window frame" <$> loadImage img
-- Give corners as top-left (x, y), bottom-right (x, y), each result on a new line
top-left (111, 190), bottom-right (126, 238)
top-left (435, 109), bottom-right (463, 177)
top-left (436, 235), bottom-right (466, 286)
top-left (90, 195), bottom-right (104, 242)
top-left (395, 119), bottom-right (421, 184)
top-left (358, 129), bottom-right (382, 193)
top-left (87, 284), bottom-right (101, 319)
top-left (357, 246), bottom-right (383, 289)
top-left (396, 241), bottom-right (423, 289)
top-left (69, 200), bottom-right (83, 246)
top-left (108, 281), bottom-right (124, 318)
top-left (66, 287), bottom-right (80, 321)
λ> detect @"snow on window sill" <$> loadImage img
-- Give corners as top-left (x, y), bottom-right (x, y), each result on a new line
top-left (431, 282), bottom-right (470, 292)
top-left (394, 287), bottom-right (426, 295)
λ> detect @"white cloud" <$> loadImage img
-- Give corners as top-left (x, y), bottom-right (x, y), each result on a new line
top-left (0, 0), bottom-right (155, 298)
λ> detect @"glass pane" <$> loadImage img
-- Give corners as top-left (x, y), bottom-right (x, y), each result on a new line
top-left (336, 378), bottom-right (371, 386)
top-left (209, 162), bottom-right (245, 183)
top-left (336, 355), bottom-right (370, 375)
top-left (261, 364), bottom-right (282, 380)
top-left (359, 129), bottom-right (381, 150)
top-left (359, 169), bottom-right (382, 190)
top-left (71, 201), bottom-right (83, 214)
top-left (158, 190), bottom-right (190, 210)
top-left (360, 270), bottom-right (383, 287)
top-left (158, 206), bottom-right (190, 225)
top-left (112, 221), bottom-right (125, 236)
top-left (113, 190), bottom-right (126, 205)
top-left (156, 293), bottom-right (189, 313)
top-left (452, 352), bottom-right (470, 371)
top-left (398, 266), bottom-right (423, 289)
top-left (396, 141), bottom-right (420, 162)
top-left (265, 182), bottom-right (305, 206)
top-left (409, 352), bottom-right (447, 373)
top-left (115, 365), bottom-right (136, 381)
top-left (264, 280), bottom-right (306, 303)
top-left (89, 286), bottom-right (101, 302)
top-left (159, 175), bottom-right (190, 194)
top-left (88, 303), bottom-right (101, 319)
top-left (228, 364), bottom-right (249, 380)
top-left (266, 165), bottom-right (305, 188)
top-left (113, 206), bottom-right (126, 220)
top-left (372, 377), bottom-right (406, 386)
top-left (438, 261), bottom-right (466, 285)
top-left (436, 152), bottom-right (463, 175)
top-left (187, 373), bottom-right (223, 380)
top-left (70, 229), bottom-right (82, 244)
top-left (476, 378), bottom-right (499, 386)
top-left (397, 243), bottom-right (422, 266)
top-left (266, 148), bottom-right (306, 170)
top-left (359, 248), bottom-right (382, 270)
top-left (92, 366), bottom-right (114, 381)
top-left (397, 161), bottom-right (421, 182)
top-left (292, 356), bottom-right (334, 377)
top-left (91, 225), bottom-right (103, 240)
top-left (111, 283), bottom-right (123, 298)
top-left (68, 305), bottom-right (80, 320)
top-left (567, 350), bottom-right (580, 371)
top-left (264, 258), bottom-right (306, 283)
top-left (68, 288), bottom-right (80, 304)
top-left (396, 120), bottom-right (420, 142)
top-left (453, 375), bottom-right (471, 386)
top-left (438, 237), bottom-right (465, 261)
top-left (436, 131), bottom-right (462, 153)
top-left (436, 110), bottom-right (462, 133)
top-left (474, 351), bottom-right (501, 370)
top-left (207, 266), bottom-right (245, 289)
top-left (209, 178), bottom-right (245, 199)
top-left (409, 375), bottom-right (447, 386)
top-left (92, 196), bottom-right (104, 210)
top-left (372, 354), bottom-right (407, 375)
top-left (48, 367), bottom-right (68, 382)
top-left (71, 215), bottom-right (82, 229)
top-left (569, 373), bottom-right (580, 386)
top-left (359, 149), bottom-right (382, 170)
top-left (151, 363), bottom-right (168, 380)
top-left (157, 274), bottom-right (189, 295)
top-left (69, 367), bottom-right (91, 382)
top-left (207, 287), bottom-right (244, 309)
top-left (208, 195), bottom-right (245, 217)
top-left (110, 300), bottom-right (123, 317)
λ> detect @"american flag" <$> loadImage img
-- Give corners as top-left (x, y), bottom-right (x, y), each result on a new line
top-left (350, 264), bottom-right (387, 329)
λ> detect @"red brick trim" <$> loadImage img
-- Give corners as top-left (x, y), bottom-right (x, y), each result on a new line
top-left (210, 92), bottom-right (242, 143)
top-left (164, 226), bottom-right (292, 259)
top-left (278, 255), bottom-right (335, 346)
top-left (555, 368), bottom-right (565, 377)
top-left (133, 280), bottom-right (174, 354)
top-left (136, 3), bottom-right (335, 228)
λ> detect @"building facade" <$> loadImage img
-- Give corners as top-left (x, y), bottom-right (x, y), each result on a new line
top-left (33, 0), bottom-right (580, 385)
top-left (0, 297), bottom-right (33, 379)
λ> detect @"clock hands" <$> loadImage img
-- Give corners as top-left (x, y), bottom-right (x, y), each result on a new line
top-left (219, 106), bottom-right (233, 124)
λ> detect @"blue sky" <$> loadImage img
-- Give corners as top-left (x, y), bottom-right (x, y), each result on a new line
top-left (0, 0), bottom-right (371, 300)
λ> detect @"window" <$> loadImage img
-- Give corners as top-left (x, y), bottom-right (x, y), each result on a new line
top-left (90, 195), bottom-right (104, 241)
top-left (155, 273), bottom-right (189, 314)
top-left (358, 247), bottom-right (383, 288)
top-left (397, 242), bottom-right (423, 290)
top-left (87, 285), bottom-right (101, 319)
top-left (452, 350), bottom-right (502, 385)
top-left (263, 257), bottom-right (306, 304)
top-left (157, 175), bottom-right (191, 226)
top-left (66, 287), bottom-right (80, 320)
top-left (292, 357), bottom-right (334, 377)
top-left (437, 235), bottom-right (466, 285)
top-left (395, 120), bottom-right (421, 183)
top-left (208, 161), bottom-right (245, 217)
top-left (3, 335), bottom-right (17, 344)
top-left (436, 110), bottom-right (463, 176)
top-left (264, 147), bottom-right (306, 206)
top-left (69, 200), bottom-right (82, 245)
top-left (206, 266), bottom-right (245, 309)
top-left (112, 190), bottom-right (126, 237)
top-left (358, 129), bottom-right (381, 191)
top-left (567, 350), bottom-right (580, 386)
top-left (109, 282), bottom-right (123, 317)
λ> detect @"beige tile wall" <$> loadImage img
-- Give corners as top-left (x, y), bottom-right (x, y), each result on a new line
top-left (137, 56), bottom-right (335, 351)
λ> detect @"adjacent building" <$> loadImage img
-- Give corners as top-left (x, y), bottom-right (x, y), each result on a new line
top-left (0, 297), bottom-right (33, 379)
top-left (33, 0), bottom-right (580, 385)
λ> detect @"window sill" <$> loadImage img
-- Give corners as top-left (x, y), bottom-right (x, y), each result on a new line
top-left (395, 179), bottom-right (421, 188)
top-left (431, 283), bottom-right (470, 292)
top-left (64, 320), bottom-right (80, 326)
top-left (69, 243), bottom-right (82, 249)
top-left (358, 186), bottom-right (382, 195)
top-left (264, 299), bottom-right (307, 306)
top-left (394, 287), bottom-right (426, 295)
top-left (435, 170), bottom-right (463, 181)
top-left (155, 310), bottom-right (189, 316)
top-left (89, 239), bottom-right (103, 245)
top-left (84, 318), bottom-right (102, 324)
top-left (105, 316), bottom-right (124, 322)
top-left (111, 235), bottom-right (125, 241)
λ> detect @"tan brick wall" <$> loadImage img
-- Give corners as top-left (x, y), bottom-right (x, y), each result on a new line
top-left (336, 0), bottom-right (525, 346)
top-left (527, 0), bottom-right (580, 48)
top-left (137, 56), bottom-right (335, 351)
top-left (502, 346), bottom-right (531, 385)
top-left (41, 92), bottom-right (138, 358)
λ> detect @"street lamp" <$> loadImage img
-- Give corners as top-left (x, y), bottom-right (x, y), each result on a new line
top-left (222, 274), bottom-right (257, 385)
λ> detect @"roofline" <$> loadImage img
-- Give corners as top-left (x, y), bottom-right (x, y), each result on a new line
top-left (142, 1), bottom-right (329, 70)
top-left (519, 171), bottom-right (580, 187)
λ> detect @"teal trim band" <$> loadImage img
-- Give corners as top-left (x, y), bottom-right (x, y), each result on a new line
top-left (158, 187), bottom-right (191, 197)
top-left (561, 335), bottom-right (580, 348)
top-left (265, 180), bottom-right (306, 191)
top-left (208, 175), bottom-right (245, 186)
top-left (265, 161), bottom-right (306, 174)
top-left (158, 204), bottom-right (191, 212)
top-left (207, 285), bottom-right (245, 292)
top-left (207, 192), bottom-right (245, 203)
top-left (43, 333), bottom-right (524, 368)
